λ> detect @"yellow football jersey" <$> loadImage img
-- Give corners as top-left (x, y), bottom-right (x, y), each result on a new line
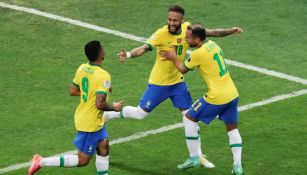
top-left (146, 22), bottom-right (191, 85)
top-left (184, 40), bottom-right (239, 105)
top-left (72, 63), bottom-right (111, 132)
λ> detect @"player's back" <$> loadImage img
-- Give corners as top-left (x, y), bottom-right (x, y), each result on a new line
top-left (189, 40), bottom-right (239, 104)
top-left (72, 63), bottom-right (111, 132)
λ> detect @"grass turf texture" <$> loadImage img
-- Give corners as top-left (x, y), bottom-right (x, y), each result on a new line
top-left (0, 0), bottom-right (307, 174)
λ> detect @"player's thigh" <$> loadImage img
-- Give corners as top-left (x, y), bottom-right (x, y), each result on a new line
top-left (219, 98), bottom-right (239, 125)
top-left (170, 82), bottom-right (193, 110)
top-left (139, 84), bottom-right (169, 112)
top-left (97, 138), bottom-right (109, 157)
top-left (187, 97), bottom-right (223, 124)
top-left (77, 150), bottom-right (92, 166)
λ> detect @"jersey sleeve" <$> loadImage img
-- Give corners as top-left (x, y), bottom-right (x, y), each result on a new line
top-left (145, 30), bottom-right (162, 51)
top-left (183, 51), bottom-right (201, 70)
top-left (72, 67), bottom-right (81, 88)
top-left (96, 73), bottom-right (111, 95)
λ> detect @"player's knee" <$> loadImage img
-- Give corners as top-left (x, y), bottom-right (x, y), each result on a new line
top-left (97, 141), bottom-right (109, 157)
top-left (122, 106), bottom-right (148, 119)
top-left (77, 155), bottom-right (91, 167)
top-left (135, 106), bottom-right (148, 119)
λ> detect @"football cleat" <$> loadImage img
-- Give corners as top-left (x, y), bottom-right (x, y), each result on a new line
top-left (232, 164), bottom-right (244, 175)
top-left (200, 155), bottom-right (215, 168)
top-left (177, 156), bottom-right (201, 170)
top-left (28, 154), bottom-right (43, 175)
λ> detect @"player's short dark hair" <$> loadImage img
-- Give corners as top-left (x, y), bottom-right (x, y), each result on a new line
top-left (168, 5), bottom-right (185, 16)
top-left (84, 40), bottom-right (102, 61)
top-left (187, 24), bottom-right (206, 41)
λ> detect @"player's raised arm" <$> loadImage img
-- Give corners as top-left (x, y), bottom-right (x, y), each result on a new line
top-left (96, 93), bottom-right (124, 112)
top-left (206, 27), bottom-right (243, 37)
top-left (160, 49), bottom-right (189, 74)
top-left (117, 44), bottom-right (150, 62)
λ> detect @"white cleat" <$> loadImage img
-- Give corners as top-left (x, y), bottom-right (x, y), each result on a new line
top-left (200, 155), bottom-right (215, 168)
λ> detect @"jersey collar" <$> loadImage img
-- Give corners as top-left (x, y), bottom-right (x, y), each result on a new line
top-left (89, 62), bottom-right (103, 68)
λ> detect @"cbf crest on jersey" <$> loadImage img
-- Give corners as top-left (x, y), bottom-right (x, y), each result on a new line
top-left (103, 80), bottom-right (111, 89)
top-left (177, 38), bottom-right (182, 44)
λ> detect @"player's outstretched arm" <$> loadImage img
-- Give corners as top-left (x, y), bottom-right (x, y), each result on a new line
top-left (96, 94), bottom-right (124, 112)
top-left (206, 27), bottom-right (243, 37)
top-left (159, 49), bottom-right (189, 74)
top-left (69, 84), bottom-right (80, 96)
top-left (117, 44), bottom-right (150, 62)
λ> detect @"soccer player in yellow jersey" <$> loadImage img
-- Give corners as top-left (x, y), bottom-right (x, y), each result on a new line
top-left (105, 5), bottom-right (242, 168)
top-left (160, 24), bottom-right (243, 175)
top-left (28, 41), bottom-right (124, 175)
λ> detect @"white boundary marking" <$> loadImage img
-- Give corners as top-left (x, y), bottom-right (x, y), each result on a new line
top-left (1, 88), bottom-right (307, 173)
top-left (1, 2), bottom-right (307, 173)
top-left (1, 2), bottom-right (307, 85)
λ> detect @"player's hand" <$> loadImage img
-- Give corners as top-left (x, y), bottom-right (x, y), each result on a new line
top-left (117, 49), bottom-right (127, 62)
top-left (232, 27), bottom-right (243, 34)
top-left (113, 101), bottom-right (124, 111)
top-left (159, 49), bottom-right (177, 61)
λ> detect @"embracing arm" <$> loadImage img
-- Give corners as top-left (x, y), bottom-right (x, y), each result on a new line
top-left (159, 49), bottom-right (189, 74)
top-left (206, 27), bottom-right (243, 37)
top-left (172, 58), bottom-right (189, 74)
top-left (117, 44), bottom-right (150, 62)
top-left (96, 94), bottom-right (124, 111)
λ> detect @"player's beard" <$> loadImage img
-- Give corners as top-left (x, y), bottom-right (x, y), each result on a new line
top-left (188, 42), bottom-right (197, 48)
top-left (168, 24), bottom-right (182, 35)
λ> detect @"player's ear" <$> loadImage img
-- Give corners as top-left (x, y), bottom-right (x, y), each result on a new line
top-left (195, 37), bottom-right (202, 44)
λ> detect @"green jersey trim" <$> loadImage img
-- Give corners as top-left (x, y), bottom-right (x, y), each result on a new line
top-left (96, 91), bottom-right (108, 95)
top-left (183, 61), bottom-right (193, 70)
top-left (89, 62), bottom-right (103, 68)
top-left (72, 82), bottom-right (80, 88)
top-left (145, 43), bottom-right (154, 51)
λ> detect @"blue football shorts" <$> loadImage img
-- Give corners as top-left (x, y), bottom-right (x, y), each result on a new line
top-left (187, 97), bottom-right (239, 125)
top-left (139, 82), bottom-right (193, 112)
top-left (73, 126), bottom-right (109, 156)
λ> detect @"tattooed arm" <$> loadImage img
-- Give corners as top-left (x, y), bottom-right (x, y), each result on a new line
top-left (206, 27), bottom-right (243, 37)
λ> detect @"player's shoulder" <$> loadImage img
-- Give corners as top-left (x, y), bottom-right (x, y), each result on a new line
top-left (154, 25), bottom-right (168, 36)
top-left (182, 21), bottom-right (191, 28)
top-left (75, 63), bottom-right (87, 74)
top-left (96, 67), bottom-right (111, 79)
top-left (203, 40), bottom-right (221, 53)
top-left (191, 46), bottom-right (205, 57)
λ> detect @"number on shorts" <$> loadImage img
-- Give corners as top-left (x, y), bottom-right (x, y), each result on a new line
top-left (192, 99), bottom-right (202, 111)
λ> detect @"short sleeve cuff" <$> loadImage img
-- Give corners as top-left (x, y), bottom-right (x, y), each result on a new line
top-left (183, 61), bottom-right (194, 70)
top-left (145, 43), bottom-right (154, 51)
top-left (96, 91), bottom-right (108, 95)
top-left (72, 82), bottom-right (79, 88)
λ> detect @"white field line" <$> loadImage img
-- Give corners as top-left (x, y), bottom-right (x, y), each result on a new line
top-left (1, 1), bottom-right (307, 173)
top-left (1, 88), bottom-right (307, 173)
top-left (1, 2), bottom-right (307, 85)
